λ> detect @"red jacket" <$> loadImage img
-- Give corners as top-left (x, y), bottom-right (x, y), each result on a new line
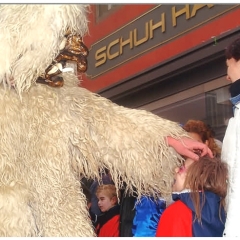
top-left (95, 205), bottom-right (120, 237)
top-left (156, 200), bottom-right (192, 237)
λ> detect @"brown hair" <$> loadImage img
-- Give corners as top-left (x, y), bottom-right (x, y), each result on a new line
top-left (184, 156), bottom-right (228, 222)
top-left (183, 120), bottom-right (221, 157)
top-left (225, 37), bottom-right (240, 60)
top-left (96, 184), bottom-right (119, 204)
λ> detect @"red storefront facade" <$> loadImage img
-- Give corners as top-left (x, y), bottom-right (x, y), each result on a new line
top-left (82, 4), bottom-right (240, 141)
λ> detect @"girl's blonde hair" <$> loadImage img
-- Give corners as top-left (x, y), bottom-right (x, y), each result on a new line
top-left (184, 156), bottom-right (228, 222)
top-left (96, 184), bottom-right (119, 203)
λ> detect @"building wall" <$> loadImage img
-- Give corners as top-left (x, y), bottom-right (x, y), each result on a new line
top-left (83, 4), bottom-right (240, 93)
top-left (82, 4), bottom-right (240, 141)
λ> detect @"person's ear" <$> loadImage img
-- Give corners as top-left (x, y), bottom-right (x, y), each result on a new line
top-left (111, 196), bottom-right (117, 205)
top-left (205, 140), bottom-right (209, 146)
top-left (87, 202), bottom-right (92, 210)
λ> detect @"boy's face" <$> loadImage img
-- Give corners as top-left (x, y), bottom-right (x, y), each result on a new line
top-left (97, 192), bottom-right (116, 212)
top-left (172, 158), bottom-right (194, 192)
top-left (226, 58), bottom-right (240, 83)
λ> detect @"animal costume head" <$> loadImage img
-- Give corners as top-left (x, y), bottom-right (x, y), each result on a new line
top-left (0, 4), bottom-right (188, 236)
top-left (0, 4), bottom-right (89, 94)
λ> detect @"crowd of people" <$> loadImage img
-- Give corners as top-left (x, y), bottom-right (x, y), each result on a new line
top-left (81, 119), bottom-right (227, 237)
top-left (82, 119), bottom-right (228, 237)
top-left (80, 35), bottom-right (240, 237)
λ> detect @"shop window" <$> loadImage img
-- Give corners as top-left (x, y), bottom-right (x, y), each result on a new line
top-left (96, 4), bottom-right (119, 20)
top-left (151, 85), bottom-right (233, 142)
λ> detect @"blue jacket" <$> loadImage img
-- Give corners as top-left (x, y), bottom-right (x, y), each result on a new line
top-left (132, 196), bottom-right (166, 237)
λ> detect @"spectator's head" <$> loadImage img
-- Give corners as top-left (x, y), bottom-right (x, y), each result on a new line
top-left (225, 37), bottom-right (240, 61)
top-left (183, 119), bottom-right (221, 157)
top-left (96, 184), bottom-right (119, 212)
top-left (225, 37), bottom-right (240, 82)
top-left (173, 156), bottom-right (228, 222)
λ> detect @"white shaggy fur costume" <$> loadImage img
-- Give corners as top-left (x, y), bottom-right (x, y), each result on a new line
top-left (0, 5), bottom-right (188, 237)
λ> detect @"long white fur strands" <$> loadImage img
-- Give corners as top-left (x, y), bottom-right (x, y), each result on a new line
top-left (0, 4), bottom-right (190, 237)
top-left (0, 71), bottom-right (188, 236)
top-left (0, 4), bottom-right (89, 96)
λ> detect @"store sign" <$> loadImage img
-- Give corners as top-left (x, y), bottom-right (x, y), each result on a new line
top-left (86, 4), bottom-right (239, 79)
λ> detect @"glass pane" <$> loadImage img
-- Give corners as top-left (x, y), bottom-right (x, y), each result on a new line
top-left (152, 85), bottom-right (233, 142)
top-left (98, 5), bottom-right (109, 16)
top-left (97, 4), bottom-right (119, 18)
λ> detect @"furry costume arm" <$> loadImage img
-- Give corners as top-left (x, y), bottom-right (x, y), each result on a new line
top-left (63, 80), bottom-right (196, 200)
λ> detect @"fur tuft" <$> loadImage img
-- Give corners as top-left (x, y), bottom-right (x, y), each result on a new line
top-left (0, 4), bottom-right (89, 95)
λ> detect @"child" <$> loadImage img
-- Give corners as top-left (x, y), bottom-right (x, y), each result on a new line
top-left (156, 156), bottom-right (228, 237)
top-left (95, 184), bottom-right (120, 237)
